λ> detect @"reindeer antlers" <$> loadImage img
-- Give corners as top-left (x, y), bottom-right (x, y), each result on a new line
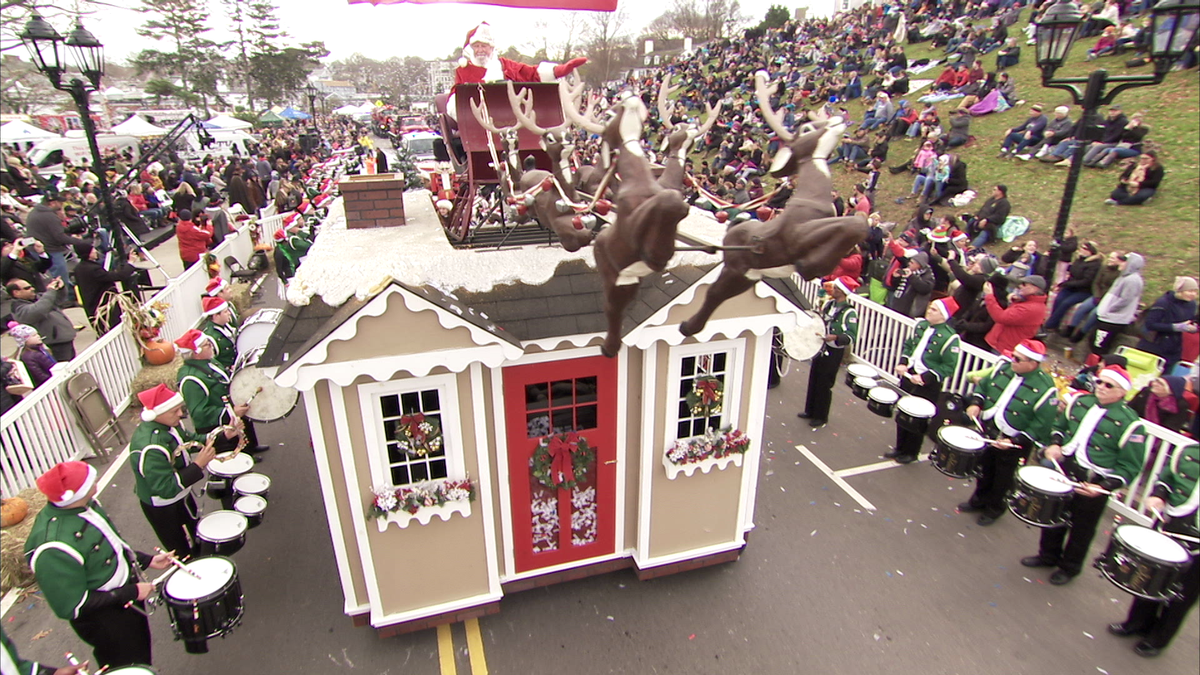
top-left (558, 75), bottom-right (605, 135)
top-left (754, 71), bottom-right (794, 143)
top-left (657, 78), bottom-right (681, 130)
top-left (470, 94), bottom-right (520, 135)
top-left (508, 81), bottom-right (569, 137)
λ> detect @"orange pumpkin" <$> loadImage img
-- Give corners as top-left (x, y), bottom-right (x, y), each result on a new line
top-left (1, 497), bottom-right (29, 527)
top-left (143, 339), bottom-right (176, 366)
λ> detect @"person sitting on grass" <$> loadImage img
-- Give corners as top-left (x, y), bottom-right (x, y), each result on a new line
top-left (966, 184), bottom-right (1011, 248)
top-left (1085, 113), bottom-right (1150, 168)
top-left (1105, 151), bottom-right (1163, 206)
top-left (1087, 26), bottom-right (1119, 61)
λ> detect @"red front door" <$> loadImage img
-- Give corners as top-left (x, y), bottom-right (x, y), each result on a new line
top-left (503, 356), bottom-right (617, 573)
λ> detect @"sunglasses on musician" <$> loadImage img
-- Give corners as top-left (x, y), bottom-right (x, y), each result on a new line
top-left (1096, 381), bottom-right (1120, 389)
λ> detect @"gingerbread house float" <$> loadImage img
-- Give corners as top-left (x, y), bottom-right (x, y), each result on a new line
top-left (259, 185), bottom-right (812, 635)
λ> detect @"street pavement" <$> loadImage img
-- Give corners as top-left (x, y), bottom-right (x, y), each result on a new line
top-left (4, 343), bottom-right (1196, 674)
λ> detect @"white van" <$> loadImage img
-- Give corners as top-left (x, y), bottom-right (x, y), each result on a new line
top-left (180, 129), bottom-right (257, 160)
top-left (27, 135), bottom-right (141, 176)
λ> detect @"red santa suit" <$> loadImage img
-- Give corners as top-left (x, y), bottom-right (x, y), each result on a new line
top-left (452, 22), bottom-right (586, 89)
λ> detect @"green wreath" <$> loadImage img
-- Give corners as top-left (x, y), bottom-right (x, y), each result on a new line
top-left (685, 376), bottom-right (724, 418)
top-left (531, 432), bottom-right (595, 491)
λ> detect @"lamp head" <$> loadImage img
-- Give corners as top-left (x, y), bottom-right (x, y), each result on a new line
top-left (1034, 0), bottom-right (1085, 77)
top-left (65, 21), bottom-right (105, 91)
top-left (1149, 0), bottom-right (1200, 72)
top-left (20, 14), bottom-right (64, 87)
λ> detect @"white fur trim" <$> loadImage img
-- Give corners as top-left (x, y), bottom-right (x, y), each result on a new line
top-left (202, 300), bottom-right (230, 317)
top-left (834, 277), bottom-right (855, 296)
top-left (1014, 343), bottom-right (1045, 362)
top-left (141, 408), bottom-right (158, 422)
top-left (537, 62), bottom-right (558, 83)
top-left (1098, 368), bottom-right (1132, 390)
top-left (53, 464), bottom-right (97, 507)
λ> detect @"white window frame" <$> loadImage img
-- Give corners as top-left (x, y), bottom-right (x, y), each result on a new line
top-left (663, 338), bottom-right (745, 446)
top-left (358, 374), bottom-right (466, 490)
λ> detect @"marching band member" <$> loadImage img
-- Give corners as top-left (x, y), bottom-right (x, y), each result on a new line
top-left (200, 296), bottom-right (238, 371)
top-left (1, 630), bottom-right (87, 674)
top-left (205, 276), bottom-right (240, 328)
top-left (888, 297), bottom-right (962, 464)
top-left (1022, 365), bottom-right (1146, 585)
top-left (798, 276), bottom-right (860, 429)
top-left (24, 462), bottom-right (172, 669)
top-left (175, 329), bottom-right (266, 457)
top-left (958, 339), bottom-right (1059, 526)
top-left (1108, 442), bottom-right (1199, 657)
top-left (129, 384), bottom-right (222, 556)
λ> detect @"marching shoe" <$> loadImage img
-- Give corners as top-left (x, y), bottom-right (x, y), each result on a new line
top-left (797, 412), bottom-right (813, 419)
top-left (808, 418), bottom-right (828, 429)
top-left (1048, 570), bottom-right (1075, 585)
top-left (957, 502), bottom-right (982, 513)
top-left (1107, 623), bottom-right (1140, 637)
top-left (1133, 642), bottom-right (1161, 658)
top-left (883, 449), bottom-right (900, 459)
top-left (1021, 556), bottom-right (1057, 568)
top-left (895, 454), bottom-right (918, 464)
top-left (976, 514), bottom-right (997, 526)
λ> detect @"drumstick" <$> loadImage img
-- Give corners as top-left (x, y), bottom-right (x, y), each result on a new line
top-left (156, 547), bottom-right (202, 579)
top-left (65, 652), bottom-right (91, 675)
top-left (123, 600), bottom-right (150, 617)
top-left (244, 385), bottom-right (265, 406)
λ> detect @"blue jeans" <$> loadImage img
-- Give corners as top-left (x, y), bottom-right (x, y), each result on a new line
top-left (860, 115), bottom-right (885, 131)
top-left (1095, 146), bottom-right (1140, 166)
top-left (48, 250), bottom-right (70, 289)
top-left (1048, 139), bottom-right (1080, 159)
top-left (1068, 296), bottom-right (1100, 335)
top-left (1045, 288), bottom-right (1091, 330)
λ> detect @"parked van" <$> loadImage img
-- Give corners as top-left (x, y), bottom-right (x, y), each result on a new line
top-left (179, 129), bottom-right (257, 160)
top-left (27, 134), bottom-right (140, 176)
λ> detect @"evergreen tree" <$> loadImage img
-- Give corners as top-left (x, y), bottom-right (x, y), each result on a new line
top-left (134, 0), bottom-right (217, 94)
top-left (220, 0), bottom-right (255, 109)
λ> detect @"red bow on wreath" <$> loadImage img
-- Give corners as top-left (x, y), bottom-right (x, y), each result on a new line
top-left (548, 432), bottom-right (580, 485)
top-left (696, 379), bottom-right (720, 406)
top-left (401, 413), bottom-right (426, 441)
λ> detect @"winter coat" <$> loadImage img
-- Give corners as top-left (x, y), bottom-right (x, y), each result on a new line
top-left (1128, 377), bottom-right (1192, 433)
top-left (948, 259), bottom-right (987, 311)
top-left (887, 259), bottom-right (935, 319)
top-left (1097, 252), bottom-right (1145, 325)
top-left (73, 258), bottom-right (136, 322)
top-left (24, 204), bottom-right (86, 254)
top-left (1135, 291), bottom-right (1198, 366)
top-left (1059, 254), bottom-right (1102, 292)
top-left (974, 196), bottom-right (1010, 228)
top-left (984, 291), bottom-right (1048, 354)
top-left (9, 292), bottom-right (76, 349)
top-left (176, 219), bottom-right (214, 266)
top-left (826, 253), bottom-right (864, 284)
top-left (1091, 262), bottom-right (1122, 300)
top-left (17, 344), bottom-right (57, 388)
top-left (955, 297), bottom-right (995, 351)
top-left (1, 251), bottom-right (52, 293)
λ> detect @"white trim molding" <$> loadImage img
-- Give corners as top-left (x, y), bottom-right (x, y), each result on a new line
top-left (357, 373), bottom-right (468, 490)
top-left (663, 452), bottom-right (744, 480)
top-left (374, 501), bottom-right (472, 531)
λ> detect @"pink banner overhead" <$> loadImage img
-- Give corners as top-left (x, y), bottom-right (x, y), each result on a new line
top-left (347, 0), bottom-right (616, 9)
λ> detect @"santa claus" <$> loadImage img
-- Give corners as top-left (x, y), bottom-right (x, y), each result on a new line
top-left (454, 22), bottom-right (587, 88)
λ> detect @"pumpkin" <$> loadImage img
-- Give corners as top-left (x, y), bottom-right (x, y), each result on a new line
top-left (1, 497), bottom-right (29, 528)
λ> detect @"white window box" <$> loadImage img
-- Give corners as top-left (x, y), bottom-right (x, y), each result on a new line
top-left (375, 500), bottom-right (472, 532)
top-left (662, 451), bottom-right (744, 480)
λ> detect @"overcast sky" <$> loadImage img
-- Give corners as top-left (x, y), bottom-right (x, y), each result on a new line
top-left (71, 0), bottom-right (812, 65)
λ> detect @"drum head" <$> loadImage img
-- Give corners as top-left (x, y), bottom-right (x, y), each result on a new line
top-left (197, 510), bottom-right (248, 542)
top-left (164, 556), bottom-right (236, 601)
top-left (233, 473), bottom-right (271, 495)
top-left (236, 308), bottom-right (283, 353)
top-left (1115, 525), bottom-right (1189, 564)
top-left (229, 362), bottom-right (298, 422)
top-left (208, 452), bottom-right (254, 478)
top-left (854, 376), bottom-right (878, 390)
top-left (847, 364), bottom-right (877, 379)
top-left (782, 312), bottom-right (825, 361)
top-left (1017, 466), bottom-right (1074, 494)
top-left (897, 396), bottom-right (937, 417)
top-left (868, 387), bottom-right (899, 404)
top-left (235, 495), bottom-right (267, 516)
top-left (233, 345), bottom-right (265, 372)
top-left (938, 425), bottom-right (986, 451)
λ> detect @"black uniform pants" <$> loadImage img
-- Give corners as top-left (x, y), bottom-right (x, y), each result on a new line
top-left (71, 603), bottom-right (152, 668)
top-left (1038, 491), bottom-right (1109, 575)
top-left (968, 442), bottom-right (1024, 518)
top-left (141, 494), bottom-right (198, 557)
top-left (894, 376), bottom-right (941, 459)
top-left (1123, 520), bottom-right (1199, 649)
top-left (804, 347), bottom-right (845, 421)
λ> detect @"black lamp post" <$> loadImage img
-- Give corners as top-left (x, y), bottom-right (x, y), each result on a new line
top-left (20, 14), bottom-right (124, 257)
top-left (1034, 0), bottom-right (1199, 275)
top-left (304, 82), bottom-right (319, 129)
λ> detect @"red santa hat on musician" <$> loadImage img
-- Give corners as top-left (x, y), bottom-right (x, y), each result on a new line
top-left (201, 296), bottom-right (230, 318)
top-left (174, 328), bottom-right (215, 358)
top-left (832, 275), bottom-right (860, 297)
top-left (1013, 339), bottom-right (1046, 362)
top-left (37, 461), bottom-right (99, 507)
top-left (138, 383), bottom-right (185, 423)
top-left (206, 277), bottom-right (229, 298)
top-left (930, 297), bottom-right (959, 320)
top-left (1097, 365), bottom-right (1133, 391)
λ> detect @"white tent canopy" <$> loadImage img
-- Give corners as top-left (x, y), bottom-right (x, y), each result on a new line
top-left (206, 114), bottom-right (253, 130)
top-left (0, 120), bottom-right (59, 143)
top-left (332, 104), bottom-right (360, 115)
top-left (111, 115), bottom-right (168, 137)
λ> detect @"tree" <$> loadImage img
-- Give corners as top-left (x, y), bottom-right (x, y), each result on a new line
top-left (143, 77), bottom-right (181, 106)
top-left (583, 2), bottom-right (634, 85)
top-left (134, 0), bottom-right (217, 93)
top-left (0, 57), bottom-right (61, 114)
top-left (220, 0), bottom-right (253, 107)
top-left (250, 41), bottom-right (327, 107)
top-left (758, 4), bottom-right (789, 31)
top-left (644, 0), bottom-right (745, 42)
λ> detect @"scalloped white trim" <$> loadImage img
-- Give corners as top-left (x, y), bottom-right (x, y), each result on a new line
top-left (629, 314), bottom-right (790, 350)
top-left (374, 500), bottom-right (472, 531)
top-left (663, 451), bottom-right (743, 480)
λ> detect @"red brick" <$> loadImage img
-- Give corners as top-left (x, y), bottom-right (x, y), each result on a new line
top-left (387, 208), bottom-right (407, 219)
top-left (376, 217), bottom-right (405, 228)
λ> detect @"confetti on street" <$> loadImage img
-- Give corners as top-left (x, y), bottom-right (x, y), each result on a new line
top-left (811, 530), bottom-right (818, 536)
top-left (1083, 631), bottom-right (1094, 639)
top-left (958, 532), bottom-right (965, 537)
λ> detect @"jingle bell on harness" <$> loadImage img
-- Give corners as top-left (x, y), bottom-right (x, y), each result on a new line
top-left (715, 211), bottom-right (729, 223)
top-left (555, 199), bottom-right (573, 214)
top-left (523, 194), bottom-right (536, 208)
top-left (540, 177), bottom-right (554, 192)
top-left (594, 199), bottom-right (612, 216)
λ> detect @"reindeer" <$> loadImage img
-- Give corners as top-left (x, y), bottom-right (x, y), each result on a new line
top-left (469, 97), bottom-right (528, 222)
top-left (508, 82), bottom-right (580, 203)
top-left (563, 85), bottom-right (690, 358)
top-left (560, 78), bottom-right (616, 199)
top-left (655, 78), bottom-right (722, 192)
top-left (678, 71), bottom-right (868, 337)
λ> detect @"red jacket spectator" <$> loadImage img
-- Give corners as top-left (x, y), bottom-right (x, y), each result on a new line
top-left (826, 252), bottom-right (864, 283)
top-left (176, 211), bottom-right (213, 266)
top-left (934, 67), bottom-right (958, 88)
top-left (983, 291), bottom-right (1047, 354)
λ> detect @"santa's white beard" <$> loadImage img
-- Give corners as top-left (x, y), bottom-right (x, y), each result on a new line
top-left (465, 46), bottom-right (504, 82)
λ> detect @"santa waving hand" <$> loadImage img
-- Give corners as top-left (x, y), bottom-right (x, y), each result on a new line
top-left (454, 22), bottom-right (587, 87)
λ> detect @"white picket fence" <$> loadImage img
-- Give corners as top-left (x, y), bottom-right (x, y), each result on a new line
top-left (0, 224), bottom-right (256, 498)
top-left (794, 276), bottom-right (1193, 524)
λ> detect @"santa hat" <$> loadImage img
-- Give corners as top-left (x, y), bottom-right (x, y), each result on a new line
top-left (1098, 365), bottom-right (1133, 391)
top-left (138, 383), bottom-right (185, 422)
top-left (951, 230), bottom-right (968, 242)
top-left (273, 228), bottom-right (287, 242)
top-left (833, 275), bottom-right (860, 296)
top-left (174, 328), bottom-right (214, 356)
top-left (201, 296), bottom-right (230, 317)
top-left (928, 223), bottom-right (952, 243)
top-left (465, 22), bottom-right (494, 47)
top-left (205, 277), bottom-right (228, 297)
top-left (283, 212), bottom-right (301, 228)
top-left (37, 461), bottom-right (98, 507)
top-left (1014, 339), bottom-right (1046, 362)
top-left (931, 297), bottom-right (959, 319)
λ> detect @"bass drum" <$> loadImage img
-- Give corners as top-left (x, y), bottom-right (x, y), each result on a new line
top-left (229, 346), bottom-right (298, 422)
top-left (236, 308), bottom-right (283, 354)
top-left (782, 311), bottom-right (827, 361)
top-left (162, 556), bottom-right (244, 654)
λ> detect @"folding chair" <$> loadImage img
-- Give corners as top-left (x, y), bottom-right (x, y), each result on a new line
top-left (62, 372), bottom-right (129, 457)
top-left (1114, 345), bottom-right (1166, 400)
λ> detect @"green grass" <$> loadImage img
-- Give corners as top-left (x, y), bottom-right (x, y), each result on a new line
top-left (825, 22), bottom-right (1199, 298)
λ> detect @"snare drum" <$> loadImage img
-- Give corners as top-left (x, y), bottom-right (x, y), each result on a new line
top-left (851, 376), bottom-right (877, 401)
top-left (196, 510), bottom-right (249, 557)
top-left (236, 308), bottom-right (283, 353)
top-left (206, 452), bottom-right (254, 499)
top-left (931, 425), bottom-right (987, 479)
top-left (232, 472), bottom-right (271, 502)
top-left (867, 387), bottom-right (900, 417)
top-left (895, 396), bottom-right (937, 434)
top-left (234, 495), bottom-right (267, 528)
top-left (1096, 525), bottom-right (1190, 601)
top-left (229, 345), bottom-right (299, 422)
top-left (845, 363), bottom-right (877, 387)
top-left (1007, 466), bottom-right (1074, 528)
top-left (162, 555), bottom-right (244, 654)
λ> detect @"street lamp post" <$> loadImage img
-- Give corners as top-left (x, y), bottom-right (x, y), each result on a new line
top-left (304, 82), bottom-right (319, 131)
top-left (1034, 0), bottom-right (1199, 276)
top-left (20, 14), bottom-right (125, 257)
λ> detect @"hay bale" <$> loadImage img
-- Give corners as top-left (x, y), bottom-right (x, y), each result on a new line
top-left (1, 488), bottom-right (48, 594)
top-left (228, 281), bottom-right (253, 317)
top-left (129, 356), bottom-right (184, 402)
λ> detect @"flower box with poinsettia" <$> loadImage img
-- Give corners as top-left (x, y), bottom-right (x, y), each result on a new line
top-left (369, 477), bottom-right (476, 531)
top-left (663, 428), bottom-right (751, 480)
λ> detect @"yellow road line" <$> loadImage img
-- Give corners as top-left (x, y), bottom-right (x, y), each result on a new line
top-left (437, 623), bottom-right (457, 675)
top-left (465, 618), bottom-right (489, 675)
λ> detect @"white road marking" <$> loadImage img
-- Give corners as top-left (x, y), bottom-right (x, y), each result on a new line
top-left (834, 453), bottom-right (932, 478)
top-left (794, 444), bottom-right (877, 511)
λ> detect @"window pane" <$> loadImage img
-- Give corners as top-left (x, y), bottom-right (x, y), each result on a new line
top-left (410, 462), bottom-right (429, 482)
top-left (575, 377), bottom-right (597, 403)
top-left (380, 394), bottom-right (400, 418)
top-left (678, 400), bottom-right (691, 418)
top-left (677, 420), bottom-right (691, 438)
top-left (430, 459), bottom-right (448, 480)
top-left (713, 352), bottom-right (727, 372)
top-left (691, 419), bottom-right (706, 436)
top-left (421, 389), bottom-right (440, 412)
top-left (681, 356), bottom-right (695, 377)
top-left (390, 465), bottom-right (410, 485)
top-left (679, 378), bottom-right (692, 398)
top-left (400, 391), bottom-right (420, 414)
top-left (552, 409), bottom-right (574, 433)
top-left (387, 443), bottom-right (406, 463)
top-left (550, 380), bottom-right (573, 407)
top-left (527, 413), bottom-right (550, 438)
top-left (526, 382), bottom-right (549, 410)
top-left (576, 404), bottom-right (597, 430)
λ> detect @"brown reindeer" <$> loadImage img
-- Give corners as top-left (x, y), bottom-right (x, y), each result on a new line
top-left (655, 78), bottom-right (722, 192)
top-left (679, 71), bottom-right (868, 337)
top-left (560, 79), bottom-right (616, 199)
top-left (566, 86), bottom-right (690, 357)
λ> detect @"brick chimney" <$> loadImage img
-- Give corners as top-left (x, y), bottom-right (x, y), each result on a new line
top-left (339, 173), bottom-right (407, 229)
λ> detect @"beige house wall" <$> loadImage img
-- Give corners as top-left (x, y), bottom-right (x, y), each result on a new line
top-left (314, 380), bottom-right (368, 609)
top-left (322, 293), bottom-right (483, 365)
